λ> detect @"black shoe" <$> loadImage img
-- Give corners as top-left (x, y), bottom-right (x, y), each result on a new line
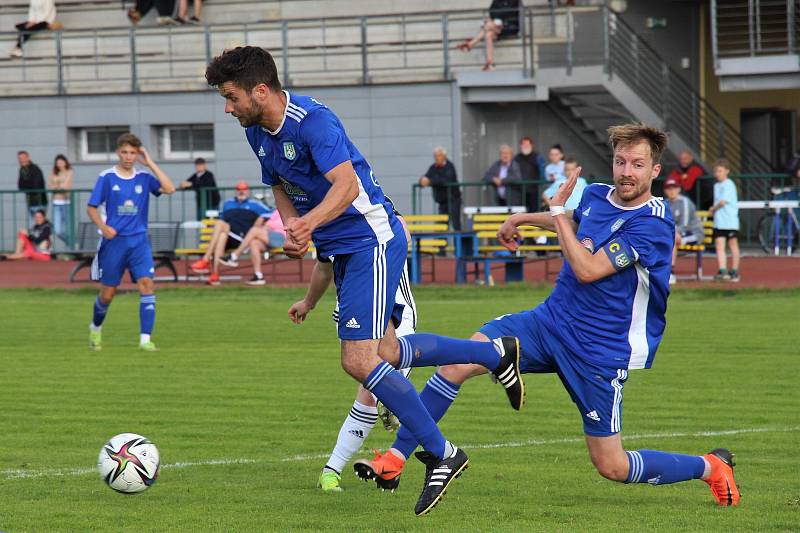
top-left (246, 274), bottom-right (265, 286)
top-left (219, 254), bottom-right (239, 267)
top-left (414, 446), bottom-right (468, 516)
top-left (491, 336), bottom-right (525, 410)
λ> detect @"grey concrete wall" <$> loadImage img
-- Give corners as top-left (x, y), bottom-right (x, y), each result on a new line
top-left (0, 83), bottom-right (458, 220)
top-left (618, 0), bottom-right (702, 91)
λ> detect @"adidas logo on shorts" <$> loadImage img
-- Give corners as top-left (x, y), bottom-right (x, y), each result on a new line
top-left (345, 317), bottom-right (361, 329)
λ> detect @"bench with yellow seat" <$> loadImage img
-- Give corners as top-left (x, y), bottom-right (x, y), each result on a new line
top-left (675, 210), bottom-right (714, 280)
top-left (405, 214), bottom-right (451, 282)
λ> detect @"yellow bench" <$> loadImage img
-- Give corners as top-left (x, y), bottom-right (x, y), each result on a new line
top-left (676, 210), bottom-right (714, 280)
top-left (405, 214), bottom-right (451, 282)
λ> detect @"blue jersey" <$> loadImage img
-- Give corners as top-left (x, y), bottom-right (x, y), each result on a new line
top-left (245, 91), bottom-right (400, 257)
top-left (536, 184), bottom-right (675, 370)
top-left (87, 167), bottom-right (161, 236)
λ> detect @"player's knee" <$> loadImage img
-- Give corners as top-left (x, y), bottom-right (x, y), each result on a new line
top-left (138, 278), bottom-right (154, 293)
top-left (591, 454), bottom-right (629, 482)
top-left (438, 363), bottom-right (481, 384)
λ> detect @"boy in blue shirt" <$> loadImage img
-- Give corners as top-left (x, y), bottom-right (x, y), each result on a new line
top-left (709, 159), bottom-right (740, 282)
top-left (87, 133), bottom-right (176, 351)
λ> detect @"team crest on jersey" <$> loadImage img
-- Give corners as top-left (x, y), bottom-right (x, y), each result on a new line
top-left (580, 237), bottom-right (594, 252)
top-left (134, 185), bottom-right (143, 194)
top-left (283, 142), bottom-right (297, 161)
top-left (611, 218), bottom-right (625, 232)
top-left (615, 253), bottom-right (631, 268)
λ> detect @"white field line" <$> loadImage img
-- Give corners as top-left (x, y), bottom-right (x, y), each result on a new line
top-left (2, 426), bottom-right (796, 481)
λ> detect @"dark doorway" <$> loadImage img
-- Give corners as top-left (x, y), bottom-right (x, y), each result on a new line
top-left (741, 109), bottom-right (797, 171)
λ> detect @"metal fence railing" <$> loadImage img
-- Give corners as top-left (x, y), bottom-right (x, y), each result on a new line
top-left (711, 0), bottom-right (799, 59)
top-left (0, 186), bottom-right (275, 252)
top-left (411, 174), bottom-right (796, 250)
top-left (0, 5), bottom-right (556, 95)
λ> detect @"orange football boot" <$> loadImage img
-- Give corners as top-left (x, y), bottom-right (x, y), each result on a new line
top-left (353, 449), bottom-right (406, 491)
top-left (703, 448), bottom-right (740, 506)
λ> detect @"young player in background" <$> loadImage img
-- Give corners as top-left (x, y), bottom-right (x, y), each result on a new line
top-left (86, 133), bottom-right (176, 351)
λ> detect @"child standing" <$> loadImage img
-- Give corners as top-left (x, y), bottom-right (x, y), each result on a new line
top-left (709, 159), bottom-right (740, 282)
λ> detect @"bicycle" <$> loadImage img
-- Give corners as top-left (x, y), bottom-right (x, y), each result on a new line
top-left (756, 188), bottom-right (800, 255)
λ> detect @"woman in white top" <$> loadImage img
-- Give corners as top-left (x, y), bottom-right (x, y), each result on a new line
top-left (48, 154), bottom-right (74, 245)
top-left (9, 0), bottom-right (56, 58)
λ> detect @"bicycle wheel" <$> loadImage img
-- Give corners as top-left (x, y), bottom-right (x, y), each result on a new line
top-left (756, 214), bottom-right (775, 255)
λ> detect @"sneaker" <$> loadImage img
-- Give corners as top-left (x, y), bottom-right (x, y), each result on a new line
top-left (353, 449), bottom-right (405, 491)
top-left (139, 341), bottom-right (158, 352)
top-left (491, 337), bottom-right (525, 410)
top-left (9, 46), bottom-right (23, 58)
top-left (172, 16), bottom-right (188, 24)
top-left (246, 273), bottom-right (265, 286)
top-left (377, 402), bottom-right (400, 432)
top-left (702, 448), bottom-right (740, 506)
top-left (191, 258), bottom-right (210, 273)
top-left (713, 269), bottom-right (730, 281)
top-left (89, 329), bottom-right (102, 351)
top-left (414, 446), bottom-right (469, 516)
top-left (206, 272), bottom-right (221, 286)
top-left (317, 471), bottom-right (343, 493)
top-left (126, 8), bottom-right (141, 25)
top-left (669, 273), bottom-right (677, 285)
top-left (188, 16), bottom-right (201, 24)
top-left (728, 270), bottom-right (740, 283)
top-left (157, 16), bottom-right (177, 25)
top-left (219, 254), bottom-right (239, 267)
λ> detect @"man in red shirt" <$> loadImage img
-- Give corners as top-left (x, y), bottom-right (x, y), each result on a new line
top-left (667, 150), bottom-right (711, 209)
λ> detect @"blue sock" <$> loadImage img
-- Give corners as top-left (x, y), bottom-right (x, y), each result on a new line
top-left (92, 296), bottom-right (109, 327)
top-left (393, 371), bottom-right (460, 459)
top-left (625, 450), bottom-right (706, 485)
top-left (397, 333), bottom-right (501, 371)
top-left (139, 295), bottom-right (156, 335)
top-left (363, 361), bottom-right (446, 459)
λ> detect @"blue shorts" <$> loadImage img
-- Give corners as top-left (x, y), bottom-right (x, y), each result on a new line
top-left (480, 310), bottom-right (628, 437)
top-left (92, 232), bottom-right (154, 287)
top-left (332, 232), bottom-right (407, 341)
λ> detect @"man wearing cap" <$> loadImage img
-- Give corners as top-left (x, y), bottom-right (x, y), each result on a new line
top-left (663, 176), bottom-right (704, 284)
top-left (191, 181), bottom-right (272, 285)
top-left (180, 157), bottom-right (221, 220)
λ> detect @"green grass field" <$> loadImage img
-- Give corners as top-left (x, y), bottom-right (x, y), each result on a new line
top-left (1, 285), bottom-right (798, 532)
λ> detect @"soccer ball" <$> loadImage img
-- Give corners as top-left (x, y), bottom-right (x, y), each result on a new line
top-left (97, 433), bottom-right (160, 493)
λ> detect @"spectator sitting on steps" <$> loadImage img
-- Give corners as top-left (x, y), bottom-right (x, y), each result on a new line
top-left (456, 0), bottom-right (521, 71)
top-left (9, 0), bottom-right (58, 58)
top-left (128, 0), bottom-right (178, 26)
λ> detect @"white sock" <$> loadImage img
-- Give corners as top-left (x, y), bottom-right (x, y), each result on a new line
top-left (254, 271), bottom-right (263, 279)
top-left (140, 334), bottom-right (151, 344)
top-left (324, 400), bottom-right (377, 474)
top-left (443, 440), bottom-right (457, 459)
top-left (89, 323), bottom-right (102, 332)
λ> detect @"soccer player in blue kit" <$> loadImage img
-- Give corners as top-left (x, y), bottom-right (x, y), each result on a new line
top-left (87, 133), bottom-right (176, 352)
top-left (358, 123), bottom-right (740, 507)
top-left (205, 46), bottom-right (525, 515)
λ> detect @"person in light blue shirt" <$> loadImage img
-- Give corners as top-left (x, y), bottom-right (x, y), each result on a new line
top-left (709, 159), bottom-right (740, 282)
top-left (542, 157), bottom-right (587, 210)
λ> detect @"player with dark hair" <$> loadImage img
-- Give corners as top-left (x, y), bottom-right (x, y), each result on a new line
top-left (87, 133), bottom-right (176, 352)
top-left (357, 123), bottom-right (741, 507)
top-left (206, 46), bottom-right (524, 515)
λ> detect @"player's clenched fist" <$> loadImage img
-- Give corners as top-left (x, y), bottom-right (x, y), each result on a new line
top-left (282, 239), bottom-right (310, 259)
top-left (286, 216), bottom-right (312, 245)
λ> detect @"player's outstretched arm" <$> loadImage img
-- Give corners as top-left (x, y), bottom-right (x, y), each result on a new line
top-left (139, 147), bottom-right (176, 195)
top-left (497, 211), bottom-right (575, 251)
top-left (288, 261), bottom-right (334, 324)
top-left (550, 166), bottom-right (616, 283)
